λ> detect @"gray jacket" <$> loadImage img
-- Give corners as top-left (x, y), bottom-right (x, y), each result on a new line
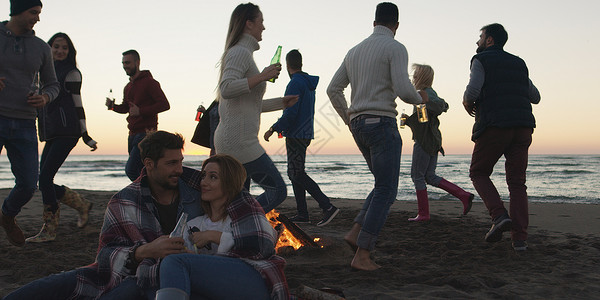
top-left (0, 21), bottom-right (59, 120)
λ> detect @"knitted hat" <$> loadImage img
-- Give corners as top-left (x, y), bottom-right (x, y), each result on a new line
top-left (10, 0), bottom-right (43, 16)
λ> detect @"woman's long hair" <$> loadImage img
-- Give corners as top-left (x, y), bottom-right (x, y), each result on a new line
top-left (411, 63), bottom-right (434, 90)
top-left (216, 3), bottom-right (261, 100)
top-left (48, 32), bottom-right (77, 67)
top-left (201, 154), bottom-right (247, 220)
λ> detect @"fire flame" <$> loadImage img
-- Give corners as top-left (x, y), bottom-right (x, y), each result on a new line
top-left (267, 210), bottom-right (313, 251)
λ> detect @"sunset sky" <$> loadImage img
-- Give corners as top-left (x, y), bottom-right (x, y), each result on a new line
top-left (2, 0), bottom-right (598, 156)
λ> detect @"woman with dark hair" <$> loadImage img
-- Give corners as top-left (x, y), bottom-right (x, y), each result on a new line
top-left (27, 32), bottom-right (97, 243)
top-left (214, 3), bottom-right (298, 213)
top-left (155, 154), bottom-right (288, 300)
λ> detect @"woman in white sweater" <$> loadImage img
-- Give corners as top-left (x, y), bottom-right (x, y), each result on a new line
top-left (214, 3), bottom-right (298, 213)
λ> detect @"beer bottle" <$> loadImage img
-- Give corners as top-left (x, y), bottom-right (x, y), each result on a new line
top-left (268, 45), bottom-right (282, 83)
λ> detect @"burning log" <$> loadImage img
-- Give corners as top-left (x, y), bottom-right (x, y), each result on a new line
top-left (266, 210), bottom-right (321, 252)
top-left (276, 213), bottom-right (318, 248)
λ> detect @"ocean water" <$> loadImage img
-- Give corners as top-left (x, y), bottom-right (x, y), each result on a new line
top-left (0, 154), bottom-right (598, 204)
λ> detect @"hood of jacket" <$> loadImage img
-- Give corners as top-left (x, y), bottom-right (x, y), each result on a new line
top-left (293, 71), bottom-right (319, 91)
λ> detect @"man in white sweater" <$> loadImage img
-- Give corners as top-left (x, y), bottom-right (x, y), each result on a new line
top-left (327, 2), bottom-right (427, 271)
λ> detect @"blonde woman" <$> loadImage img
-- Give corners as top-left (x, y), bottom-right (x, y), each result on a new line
top-left (403, 64), bottom-right (474, 221)
top-left (214, 3), bottom-right (298, 213)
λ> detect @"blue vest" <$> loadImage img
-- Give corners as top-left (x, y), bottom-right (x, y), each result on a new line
top-left (471, 45), bottom-right (535, 140)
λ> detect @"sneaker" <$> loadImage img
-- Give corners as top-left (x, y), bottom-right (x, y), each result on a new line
top-left (485, 213), bottom-right (512, 242)
top-left (317, 206), bottom-right (340, 227)
top-left (512, 240), bottom-right (528, 251)
top-left (289, 215), bottom-right (310, 224)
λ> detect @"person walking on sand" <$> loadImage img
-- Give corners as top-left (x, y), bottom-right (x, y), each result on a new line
top-left (214, 2), bottom-right (298, 213)
top-left (327, 2), bottom-right (427, 271)
top-left (0, 0), bottom-right (60, 247)
top-left (105, 49), bottom-right (170, 181)
top-left (463, 23), bottom-right (540, 251)
top-left (264, 50), bottom-right (339, 226)
top-left (26, 32), bottom-right (97, 243)
top-left (403, 64), bottom-right (474, 222)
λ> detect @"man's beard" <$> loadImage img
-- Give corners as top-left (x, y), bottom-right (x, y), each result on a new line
top-left (126, 67), bottom-right (138, 77)
top-left (159, 175), bottom-right (180, 190)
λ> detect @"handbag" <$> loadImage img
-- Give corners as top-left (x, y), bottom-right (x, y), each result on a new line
top-left (191, 100), bottom-right (217, 148)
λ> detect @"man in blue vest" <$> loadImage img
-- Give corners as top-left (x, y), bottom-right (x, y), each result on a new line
top-left (463, 23), bottom-right (541, 251)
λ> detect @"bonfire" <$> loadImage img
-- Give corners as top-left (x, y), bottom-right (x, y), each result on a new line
top-left (266, 210), bottom-right (322, 253)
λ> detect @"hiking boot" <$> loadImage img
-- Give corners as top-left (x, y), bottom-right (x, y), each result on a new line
top-left (512, 240), bottom-right (528, 251)
top-left (485, 213), bottom-right (512, 242)
top-left (289, 215), bottom-right (310, 224)
top-left (1, 211), bottom-right (25, 247)
top-left (317, 206), bottom-right (340, 227)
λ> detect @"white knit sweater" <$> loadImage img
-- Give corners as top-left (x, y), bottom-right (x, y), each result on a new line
top-left (327, 26), bottom-right (423, 125)
top-left (214, 34), bottom-right (284, 164)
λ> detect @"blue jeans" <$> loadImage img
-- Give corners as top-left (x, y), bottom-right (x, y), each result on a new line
top-left (286, 138), bottom-right (331, 216)
top-left (159, 254), bottom-right (269, 300)
top-left (350, 115), bottom-right (401, 251)
top-left (410, 142), bottom-right (442, 190)
top-left (39, 137), bottom-right (79, 209)
top-left (126, 133), bottom-right (146, 181)
top-left (0, 115), bottom-right (39, 217)
top-left (2, 270), bottom-right (144, 300)
top-left (243, 153), bottom-right (287, 213)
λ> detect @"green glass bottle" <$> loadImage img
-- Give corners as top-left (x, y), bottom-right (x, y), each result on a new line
top-left (268, 45), bottom-right (282, 83)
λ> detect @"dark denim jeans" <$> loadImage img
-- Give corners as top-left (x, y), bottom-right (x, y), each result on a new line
top-left (159, 254), bottom-right (269, 299)
top-left (2, 270), bottom-right (144, 300)
top-left (470, 127), bottom-right (533, 241)
top-left (39, 137), bottom-right (79, 208)
top-left (350, 115), bottom-right (402, 251)
top-left (243, 153), bottom-right (287, 213)
top-left (0, 115), bottom-right (38, 217)
top-left (126, 132), bottom-right (146, 181)
top-left (286, 138), bottom-right (331, 216)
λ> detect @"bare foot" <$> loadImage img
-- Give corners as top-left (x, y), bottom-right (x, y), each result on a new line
top-left (344, 223), bottom-right (360, 251)
top-left (350, 248), bottom-right (381, 271)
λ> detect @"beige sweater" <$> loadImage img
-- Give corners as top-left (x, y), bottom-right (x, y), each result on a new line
top-left (214, 34), bottom-right (284, 164)
top-left (327, 26), bottom-right (423, 125)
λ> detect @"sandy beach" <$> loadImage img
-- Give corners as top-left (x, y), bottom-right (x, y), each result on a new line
top-left (1, 188), bottom-right (599, 299)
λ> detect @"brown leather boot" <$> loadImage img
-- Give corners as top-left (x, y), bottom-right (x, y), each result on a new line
top-left (1, 211), bottom-right (25, 247)
top-left (60, 187), bottom-right (92, 228)
top-left (26, 204), bottom-right (60, 243)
